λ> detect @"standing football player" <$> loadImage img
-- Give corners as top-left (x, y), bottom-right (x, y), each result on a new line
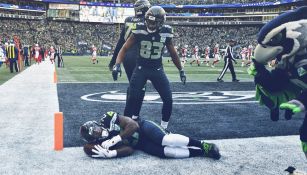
top-left (189, 45), bottom-right (200, 66)
top-left (211, 43), bottom-right (220, 68)
top-left (113, 6), bottom-right (186, 129)
top-left (203, 46), bottom-right (210, 66)
top-left (181, 44), bottom-right (188, 67)
top-left (109, 0), bottom-right (151, 119)
top-left (240, 47), bottom-right (248, 67)
top-left (91, 45), bottom-right (98, 64)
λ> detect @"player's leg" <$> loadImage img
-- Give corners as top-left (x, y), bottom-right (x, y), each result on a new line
top-left (140, 120), bottom-right (220, 159)
top-left (150, 68), bottom-right (172, 129)
top-left (228, 61), bottom-right (238, 81)
top-left (125, 67), bottom-right (147, 118)
top-left (217, 58), bottom-right (229, 81)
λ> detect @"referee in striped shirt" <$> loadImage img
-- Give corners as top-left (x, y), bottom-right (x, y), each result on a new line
top-left (217, 38), bottom-right (239, 82)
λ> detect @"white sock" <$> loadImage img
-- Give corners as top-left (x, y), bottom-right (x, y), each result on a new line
top-left (132, 115), bottom-right (139, 120)
top-left (161, 121), bottom-right (168, 129)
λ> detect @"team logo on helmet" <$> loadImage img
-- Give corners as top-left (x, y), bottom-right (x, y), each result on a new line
top-left (80, 121), bottom-right (109, 143)
top-left (145, 6), bottom-right (166, 33)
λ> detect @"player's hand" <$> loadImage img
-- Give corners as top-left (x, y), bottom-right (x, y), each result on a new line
top-left (101, 135), bottom-right (122, 149)
top-left (179, 69), bottom-right (186, 85)
top-left (280, 100), bottom-right (305, 114)
top-left (112, 64), bottom-right (122, 81)
top-left (234, 60), bottom-right (237, 64)
top-left (91, 145), bottom-right (117, 158)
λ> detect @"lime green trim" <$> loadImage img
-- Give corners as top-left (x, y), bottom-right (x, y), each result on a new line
top-left (255, 84), bottom-right (299, 108)
top-left (302, 141), bottom-right (307, 153)
top-left (147, 120), bottom-right (167, 134)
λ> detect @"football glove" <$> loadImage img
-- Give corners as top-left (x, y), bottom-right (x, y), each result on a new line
top-left (280, 100), bottom-right (305, 114)
top-left (112, 64), bottom-right (122, 81)
top-left (255, 85), bottom-right (298, 121)
top-left (247, 64), bottom-right (257, 76)
top-left (101, 135), bottom-right (122, 149)
top-left (92, 145), bottom-right (117, 158)
top-left (179, 69), bottom-right (186, 85)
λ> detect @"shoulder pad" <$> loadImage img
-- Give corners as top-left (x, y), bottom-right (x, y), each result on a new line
top-left (124, 16), bottom-right (134, 23)
top-left (132, 23), bottom-right (148, 35)
top-left (159, 25), bottom-right (174, 38)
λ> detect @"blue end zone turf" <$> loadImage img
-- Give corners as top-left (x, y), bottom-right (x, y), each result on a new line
top-left (57, 82), bottom-right (304, 147)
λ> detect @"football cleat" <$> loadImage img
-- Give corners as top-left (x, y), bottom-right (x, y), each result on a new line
top-left (201, 142), bottom-right (221, 160)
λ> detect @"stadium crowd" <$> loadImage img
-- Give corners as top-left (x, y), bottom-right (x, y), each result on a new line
top-left (0, 18), bottom-right (259, 54)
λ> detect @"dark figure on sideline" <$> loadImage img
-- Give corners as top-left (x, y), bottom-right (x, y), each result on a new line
top-left (23, 45), bottom-right (29, 67)
top-left (217, 39), bottom-right (239, 82)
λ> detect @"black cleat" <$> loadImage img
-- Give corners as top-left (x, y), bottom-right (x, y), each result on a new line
top-left (217, 79), bottom-right (224, 82)
top-left (232, 79), bottom-right (240, 82)
top-left (202, 142), bottom-right (221, 160)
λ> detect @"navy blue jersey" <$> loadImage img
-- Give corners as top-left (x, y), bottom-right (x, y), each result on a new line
top-left (132, 23), bottom-right (173, 68)
top-left (110, 16), bottom-right (144, 66)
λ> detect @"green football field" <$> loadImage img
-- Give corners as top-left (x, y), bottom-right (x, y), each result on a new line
top-left (55, 56), bottom-right (254, 83)
top-left (0, 56), bottom-right (254, 85)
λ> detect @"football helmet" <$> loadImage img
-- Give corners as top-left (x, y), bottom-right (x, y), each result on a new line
top-left (134, 0), bottom-right (151, 17)
top-left (80, 121), bottom-right (109, 143)
top-left (145, 6), bottom-right (166, 33)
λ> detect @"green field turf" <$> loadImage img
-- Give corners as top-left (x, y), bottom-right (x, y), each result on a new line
top-left (56, 56), bottom-right (254, 83)
top-left (0, 56), bottom-right (255, 85)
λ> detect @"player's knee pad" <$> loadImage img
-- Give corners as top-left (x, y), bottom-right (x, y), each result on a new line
top-left (162, 134), bottom-right (189, 146)
top-left (164, 146), bottom-right (189, 158)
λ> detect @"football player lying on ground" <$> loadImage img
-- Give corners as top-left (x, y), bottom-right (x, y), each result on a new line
top-left (80, 111), bottom-right (221, 159)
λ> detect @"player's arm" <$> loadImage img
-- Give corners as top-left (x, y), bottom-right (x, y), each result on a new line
top-left (100, 115), bottom-right (139, 149)
top-left (167, 40), bottom-right (186, 84)
top-left (166, 40), bottom-right (182, 71)
top-left (117, 115), bottom-right (140, 140)
top-left (115, 34), bottom-right (136, 65)
top-left (112, 34), bottom-right (136, 81)
top-left (109, 27), bottom-right (126, 70)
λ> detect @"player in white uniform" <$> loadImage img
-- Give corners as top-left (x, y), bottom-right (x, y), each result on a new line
top-left (190, 45), bottom-right (200, 66)
top-left (240, 47), bottom-right (248, 67)
top-left (181, 45), bottom-right (188, 67)
top-left (203, 46), bottom-right (210, 66)
top-left (91, 45), bottom-right (98, 64)
top-left (211, 44), bottom-right (220, 68)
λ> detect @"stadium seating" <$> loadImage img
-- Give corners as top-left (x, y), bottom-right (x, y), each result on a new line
top-left (0, 18), bottom-right (260, 53)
